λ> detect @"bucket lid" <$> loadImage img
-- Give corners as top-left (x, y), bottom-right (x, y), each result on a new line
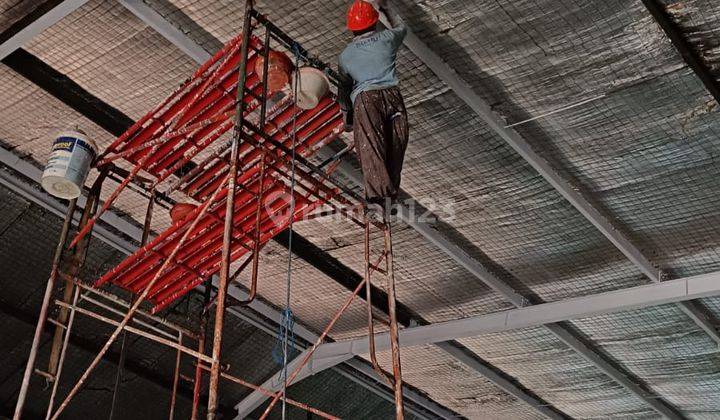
top-left (41, 175), bottom-right (82, 200)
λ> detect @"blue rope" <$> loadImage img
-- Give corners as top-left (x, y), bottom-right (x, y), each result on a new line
top-left (272, 308), bottom-right (297, 365)
top-left (278, 40), bottom-right (303, 420)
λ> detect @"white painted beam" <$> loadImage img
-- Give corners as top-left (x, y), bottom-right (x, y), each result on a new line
top-left (0, 0), bottom-right (88, 60)
top-left (118, 0), bottom-right (211, 64)
top-left (236, 268), bottom-right (720, 417)
top-left (315, 269), bottom-right (720, 359)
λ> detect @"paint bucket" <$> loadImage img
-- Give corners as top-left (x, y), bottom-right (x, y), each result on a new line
top-left (255, 50), bottom-right (293, 93)
top-left (292, 67), bottom-right (330, 110)
top-left (170, 202), bottom-right (198, 224)
top-left (41, 130), bottom-right (97, 199)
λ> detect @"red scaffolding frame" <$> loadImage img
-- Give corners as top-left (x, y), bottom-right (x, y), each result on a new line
top-left (13, 2), bottom-right (405, 419)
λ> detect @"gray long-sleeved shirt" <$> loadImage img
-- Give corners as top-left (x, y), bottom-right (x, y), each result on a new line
top-left (338, 17), bottom-right (407, 108)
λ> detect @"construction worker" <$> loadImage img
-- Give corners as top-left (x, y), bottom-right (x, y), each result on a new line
top-left (338, 0), bottom-right (408, 218)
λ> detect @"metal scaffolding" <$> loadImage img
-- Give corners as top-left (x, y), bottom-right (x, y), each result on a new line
top-left (12, 3), bottom-right (406, 419)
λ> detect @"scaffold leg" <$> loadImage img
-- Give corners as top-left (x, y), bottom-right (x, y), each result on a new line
top-left (169, 332), bottom-right (184, 419)
top-left (45, 287), bottom-right (80, 420)
top-left (13, 198), bottom-right (77, 420)
top-left (49, 172), bottom-right (106, 376)
top-left (364, 213), bottom-right (395, 388)
top-left (207, 2), bottom-right (254, 417)
top-left (362, 210), bottom-right (405, 419)
top-left (192, 282), bottom-right (212, 420)
top-left (383, 219), bottom-right (405, 419)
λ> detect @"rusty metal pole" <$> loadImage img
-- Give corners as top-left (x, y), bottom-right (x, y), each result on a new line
top-left (169, 332), bottom-right (183, 420)
top-left (384, 221), bottom-right (404, 419)
top-left (246, 154), bottom-right (267, 303)
top-left (48, 172), bottom-right (106, 376)
top-left (192, 281), bottom-right (212, 420)
top-left (207, 2), bottom-right (254, 418)
top-left (191, 332), bottom-right (207, 420)
top-left (110, 189), bottom-right (154, 420)
top-left (259, 25), bottom-right (271, 128)
top-left (141, 190), bottom-right (156, 245)
top-left (45, 287), bottom-right (80, 420)
top-left (236, 22), bottom-right (271, 307)
top-left (364, 215), bottom-right (394, 387)
top-left (13, 198), bottom-right (77, 420)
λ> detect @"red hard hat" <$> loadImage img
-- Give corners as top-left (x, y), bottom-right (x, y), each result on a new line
top-left (347, 0), bottom-right (379, 32)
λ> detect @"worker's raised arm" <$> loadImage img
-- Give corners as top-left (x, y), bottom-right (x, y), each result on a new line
top-left (376, 1), bottom-right (406, 46)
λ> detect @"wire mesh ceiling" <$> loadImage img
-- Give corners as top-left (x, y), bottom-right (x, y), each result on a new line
top-left (0, 0), bottom-right (719, 418)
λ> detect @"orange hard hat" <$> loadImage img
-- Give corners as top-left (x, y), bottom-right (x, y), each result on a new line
top-left (347, 0), bottom-right (379, 32)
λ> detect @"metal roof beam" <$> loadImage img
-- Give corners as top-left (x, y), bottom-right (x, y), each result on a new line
top-left (2, 49), bottom-right (135, 137)
top-left (0, 0), bottom-right (87, 61)
top-left (236, 268), bottom-right (720, 416)
top-left (641, 0), bottom-right (720, 105)
top-left (319, 269), bottom-right (720, 358)
top-left (118, 0), bottom-right (211, 64)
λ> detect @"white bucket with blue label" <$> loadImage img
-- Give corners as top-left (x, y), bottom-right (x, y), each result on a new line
top-left (41, 130), bottom-right (98, 199)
